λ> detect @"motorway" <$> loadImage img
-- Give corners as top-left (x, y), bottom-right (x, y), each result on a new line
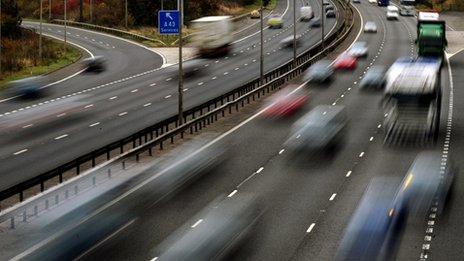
top-left (0, 0), bottom-right (338, 191)
top-left (2, 0), bottom-right (463, 260)
top-left (76, 1), bottom-right (458, 261)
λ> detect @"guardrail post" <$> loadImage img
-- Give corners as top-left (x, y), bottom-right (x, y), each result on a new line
top-left (181, 131), bottom-right (184, 139)
top-left (19, 192), bottom-right (24, 202)
top-left (76, 164), bottom-right (80, 175)
top-left (40, 181), bottom-right (45, 192)
top-left (149, 147), bottom-right (153, 156)
top-left (160, 141), bottom-right (164, 150)
top-left (59, 173), bottom-right (63, 183)
top-left (122, 161), bottom-right (126, 170)
top-left (107, 150), bottom-right (111, 160)
top-left (136, 154), bottom-right (140, 162)
top-left (92, 156), bottom-right (96, 167)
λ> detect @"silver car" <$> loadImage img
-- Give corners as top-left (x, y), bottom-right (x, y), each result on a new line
top-left (359, 65), bottom-right (386, 89)
top-left (303, 60), bottom-right (334, 83)
top-left (348, 41), bottom-right (368, 57)
top-left (364, 21), bottom-right (378, 33)
top-left (285, 105), bottom-right (347, 153)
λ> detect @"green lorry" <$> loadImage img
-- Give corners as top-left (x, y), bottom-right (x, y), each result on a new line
top-left (416, 12), bottom-right (447, 58)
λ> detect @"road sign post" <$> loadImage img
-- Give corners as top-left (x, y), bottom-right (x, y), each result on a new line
top-left (158, 10), bottom-right (183, 124)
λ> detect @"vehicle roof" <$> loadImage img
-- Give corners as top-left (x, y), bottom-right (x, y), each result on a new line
top-left (418, 12), bottom-right (439, 21)
top-left (297, 105), bottom-right (346, 126)
top-left (385, 62), bottom-right (439, 95)
top-left (192, 16), bottom-right (231, 22)
top-left (387, 5), bottom-right (399, 11)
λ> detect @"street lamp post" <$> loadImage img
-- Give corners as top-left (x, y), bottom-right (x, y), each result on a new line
top-left (259, 1), bottom-right (264, 85)
top-left (90, 0), bottom-right (93, 23)
top-left (64, 0), bottom-right (67, 44)
top-left (40, 0), bottom-right (43, 61)
top-left (178, 0), bottom-right (184, 125)
top-left (125, 0), bottom-right (128, 29)
top-left (321, 0), bottom-right (325, 48)
top-left (293, 0), bottom-right (297, 68)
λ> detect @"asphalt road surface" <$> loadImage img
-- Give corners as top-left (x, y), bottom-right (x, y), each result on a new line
top-left (0, 0), bottom-right (338, 191)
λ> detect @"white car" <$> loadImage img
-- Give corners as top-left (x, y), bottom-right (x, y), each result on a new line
top-left (348, 41), bottom-right (368, 57)
top-left (387, 5), bottom-right (399, 20)
top-left (364, 21), bottom-right (378, 33)
top-left (368, 0), bottom-right (376, 3)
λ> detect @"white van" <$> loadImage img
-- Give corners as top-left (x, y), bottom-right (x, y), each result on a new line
top-left (386, 5), bottom-right (399, 20)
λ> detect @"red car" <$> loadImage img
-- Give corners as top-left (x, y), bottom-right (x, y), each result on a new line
top-left (262, 85), bottom-right (308, 118)
top-left (333, 53), bottom-right (357, 70)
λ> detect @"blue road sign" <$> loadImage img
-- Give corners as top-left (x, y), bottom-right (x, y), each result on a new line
top-left (158, 10), bottom-right (180, 35)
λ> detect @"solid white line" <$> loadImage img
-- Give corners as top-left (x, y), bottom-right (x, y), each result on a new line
top-left (346, 171), bottom-right (352, 177)
top-left (22, 124), bottom-right (34, 129)
top-left (131, 89), bottom-right (138, 93)
top-left (84, 104), bottom-right (94, 109)
top-left (118, 112), bottom-right (128, 116)
top-left (13, 149), bottom-right (28, 156)
top-left (164, 95), bottom-right (172, 99)
top-left (54, 134), bottom-right (69, 140)
top-left (306, 223), bottom-right (316, 233)
top-left (256, 167), bottom-right (264, 173)
top-left (228, 190), bottom-right (238, 198)
top-left (109, 96), bottom-right (118, 100)
top-left (74, 219), bottom-right (136, 261)
top-left (279, 149), bottom-right (285, 155)
top-left (143, 103), bottom-right (152, 107)
top-left (150, 83), bottom-right (157, 86)
top-left (191, 219), bottom-right (203, 228)
top-left (89, 122), bottom-right (100, 127)
top-left (359, 152), bottom-right (365, 158)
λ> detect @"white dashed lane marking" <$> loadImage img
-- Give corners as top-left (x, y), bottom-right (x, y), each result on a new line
top-left (13, 149), bottom-right (28, 156)
top-left (54, 134), bottom-right (69, 140)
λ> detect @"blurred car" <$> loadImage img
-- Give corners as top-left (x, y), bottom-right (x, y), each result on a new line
top-left (152, 193), bottom-right (263, 261)
top-left (181, 58), bottom-right (208, 77)
top-left (333, 53), bottom-right (357, 70)
top-left (353, 0), bottom-right (361, 3)
top-left (268, 14), bottom-right (283, 28)
top-left (300, 6), bottom-right (314, 21)
top-left (386, 5), bottom-right (399, 20)
top-left (309, 17), bottom-right (321, 27)
top-left (348, 41), bottom-right (368, 58)
top-left (284, 105), bottom-right (347, 153)
top-left (364, 21), bottom-right (378, 33)
top-left (359, 66), bottom-right (386, 89)
top-left (0, 95), bottom-right (90, 131)
top-left (335, 177), bottom-right (407, 261)
top-left (303, 60), bottom-right (334, 83)
top-left (7, 76), bottom-right (46, 99)
top-left (250, 9), bottom-right (260, 19)
top-left (280, 35), bottom-right (301, 48)
top-left (82, 55), bottom-right (106, 72)
top-left (261, 84), bottom-right (308, 118)
top-left (326, 10), bottom-right (336, 18)
top-left (394, 152), bottom-right (455, 218)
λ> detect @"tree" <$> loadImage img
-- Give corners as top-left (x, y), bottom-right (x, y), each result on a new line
top-left (1, 0), bottom-right (22, 38)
